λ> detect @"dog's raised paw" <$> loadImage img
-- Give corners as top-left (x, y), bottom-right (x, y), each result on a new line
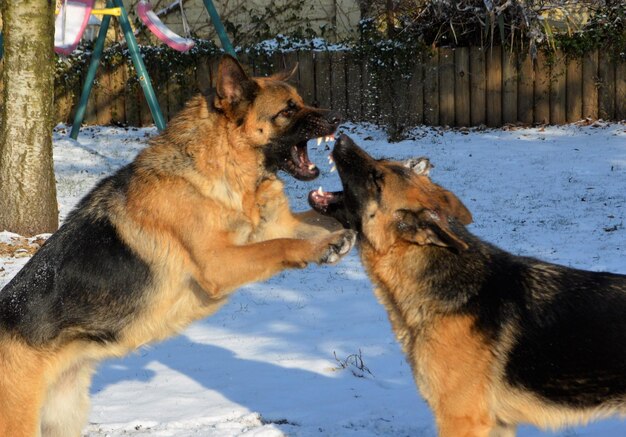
top-left (318, 229), bottom-right (357, 265)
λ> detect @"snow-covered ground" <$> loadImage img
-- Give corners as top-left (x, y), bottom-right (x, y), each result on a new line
top-left (1, 122), bottom-right (626, 437)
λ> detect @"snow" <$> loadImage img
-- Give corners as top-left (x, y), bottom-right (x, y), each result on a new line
top-left (243, 35), bottom-right (350, 54)
top-left (1, 122), bottom-right (626, 436)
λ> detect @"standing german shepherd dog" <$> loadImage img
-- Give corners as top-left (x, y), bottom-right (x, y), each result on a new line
top-left (309, 134), bottom-right (626, 436)
top-left (0, 56), bottom-right (355, 437)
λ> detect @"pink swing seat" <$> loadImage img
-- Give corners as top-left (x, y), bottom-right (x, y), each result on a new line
top-left (137, 1), bottom-right (195, 52)
top-left (54, 0), bottom-right (95, 56)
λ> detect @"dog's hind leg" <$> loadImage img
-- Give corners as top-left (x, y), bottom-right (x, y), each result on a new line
top-left (0, 339), bottom-right (47, 437)
top-left (40, 361), bottom-right (95, 437)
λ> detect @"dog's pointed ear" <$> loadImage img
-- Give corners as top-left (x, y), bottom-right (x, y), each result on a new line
top-left (440, 189), bottom-right (473, 225)
top-left (271, 63), bottom-right (298, 82)
top-left (216, 55), bottom-right (251, 103)
top-left (404, 157), bottom-right (433, 176)
top-left (394, 209), bottom-right (468, 252)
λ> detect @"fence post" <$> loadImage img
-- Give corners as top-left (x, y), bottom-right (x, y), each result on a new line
top-left (486, 46), bottom-right (502, 127)
top-left (454, 47), bottom-right (470, 127)
top-left (582, 50), bottom-right (599, 119)
top-left (423, 49), bottom-right (439, 125)
top-left (439, 47), bottom-right (455, 126)
top-left (470, 46), bottom-right (486, 126)
top-left (566, 55), bottom-right (582, 122)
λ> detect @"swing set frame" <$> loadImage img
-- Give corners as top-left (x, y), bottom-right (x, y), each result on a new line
top-left (0, 0), bottom-right (235, 139)
top-left (69, 0), bottom-right (236, 139)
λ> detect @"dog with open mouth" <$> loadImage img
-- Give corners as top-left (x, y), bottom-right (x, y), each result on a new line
top-left (309, 134), bottom-right (626, 436)
top-left (0, 56), bottom-right (356, 437)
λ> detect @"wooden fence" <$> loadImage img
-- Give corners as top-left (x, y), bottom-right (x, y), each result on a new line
top-left (29, 47), bottom-right (626, 128)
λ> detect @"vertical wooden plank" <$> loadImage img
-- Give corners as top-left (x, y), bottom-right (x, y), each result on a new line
top-left (598, 52), bottom-right (615, 120)
top-left (423, 49), bottom-right (439, 126)
top-left (486, 46), bottom-right (502, 127)
top-left (110, 63), bottom-right (126, 125)
top-left (252, 52), bottom-right (273, 77)
top-left (182, 62), bottom-right (198, 102)
top-left (155, 66), bottom-right (169, 123)
top-left (138, 72), bottom-right (153, 127)
top-left (550, 50), bottom-right (567, 124)
top-left (361, 59), bottom-right (377, 123)
top-left (534, 50), bottom-right (550, 124)
top-left (346, 53), bottom-right (362, 121)
top-left (124, 64), bottom-right (141, 127)
top-left (582, 50), bottom-right (598, 119)
top-left (283, 51), bottom-right (299, 88)
top-left (297, 51), bottom-right (315, 105)
top-left (470, 46), bottom-right (486, 126)
top-left (517, 53), bottom-right (534, 124)
top-left (196, 54), bottom-right (212, 95)
top-left (616, 60), bottom-right (626, 120)
top-left (67, 72), bottom-right (82, 125)
top-left (439, 47), bottom-right (455, 126)
top-left (238, 52), bottom-right (250, 73)
top-left (272, 51), bottom-right (285, 75)
top-left (380, 70), bottom-right (394, 128)
top-left (83, 65), bottom-right (98, 125)
top-left (407, 54), bottom-right (424, 126)
top-left (566, 56), bottom-right (582, 122)
top-left (454, 47), bottom-right (470, 127)
top-left (208, 57), bottom-right (220, 89)
top-left (168, 72), bottom-right (183, 120)
top-left (315, 50), bottom-right (331, 109)
top-left (502, 49), bottom-right (518, 124)
top-left (54, 77), bottom-right (72, 125)
top-left (139, 97), bottom-right (152, 126)
top-left (392, 70), bottom-right (411, 134)
top-left (97, 67), bottom-right (113, 126)
top-left (330, 51), bottom-right (347, 114)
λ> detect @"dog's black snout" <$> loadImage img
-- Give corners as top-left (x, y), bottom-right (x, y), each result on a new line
top-left (326, 111), bottom-right (342, 126)
top-left (332, 133), bottom-right (353, 157)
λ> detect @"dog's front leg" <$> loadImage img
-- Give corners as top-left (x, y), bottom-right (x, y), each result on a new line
top-left (291, 209), bottom-right (344, 235)
top-left (192, 229), bottom-right (356, 298)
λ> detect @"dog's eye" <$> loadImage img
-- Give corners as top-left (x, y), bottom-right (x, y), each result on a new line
top-left (276, 100), bottom-right (298, 119)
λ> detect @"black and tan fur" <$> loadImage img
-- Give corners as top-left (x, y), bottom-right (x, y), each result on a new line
top-left (0, 56), bottom-right (355, 437)
top-left (309, 134), bottom-right (626, 436)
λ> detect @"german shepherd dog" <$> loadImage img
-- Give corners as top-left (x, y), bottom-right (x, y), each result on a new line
top-left (309, 134), bottom-right (626, 436)
top-left (0, 56), bottom-right (356, 437)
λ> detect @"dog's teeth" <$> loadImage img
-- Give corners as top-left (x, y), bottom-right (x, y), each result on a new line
top-left (316, 137), bottom-right (323, 145)
top-left (330, 165), bottom-right (336, 173)
top-left (329, 134), bottom-right (335, 141)
top-left (317, 186), bottom-right (324, 195)
top-left (308, 163), bottom-right (316, 171)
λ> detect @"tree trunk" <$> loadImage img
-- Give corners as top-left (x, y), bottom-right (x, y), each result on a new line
top-left (0, 0), bottom-right (58, 236)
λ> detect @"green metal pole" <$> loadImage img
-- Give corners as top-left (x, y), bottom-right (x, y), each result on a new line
top-left (113, 0), bottom-right (166, 131)
top-left (0, 33), bottom-right (4, 60)
top-left (69, 9), bottom-right (112, 139)
top-left (202, 0), bottom-right (236, 58)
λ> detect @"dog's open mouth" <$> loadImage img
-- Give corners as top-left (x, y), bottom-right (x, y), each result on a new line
top-left (286, 140), bottom-right (320, 181)
top-left (282, 134), bottom-right (335, 181)
top-left (308, 186), bottom-right (344, 214)
top-left (308, 150), bottom-right (342, 213)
